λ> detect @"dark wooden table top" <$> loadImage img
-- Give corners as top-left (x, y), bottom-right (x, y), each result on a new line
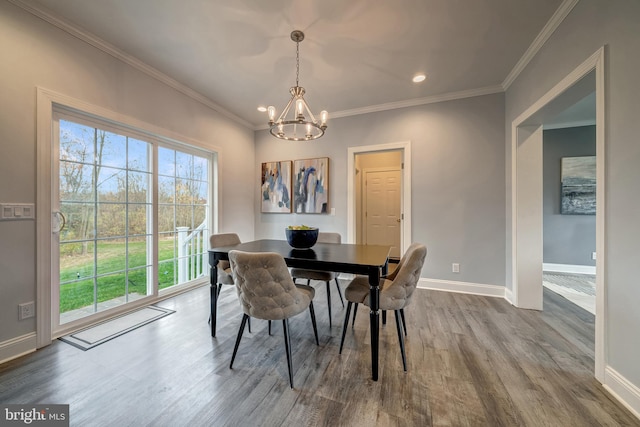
top-left (209, 239), bottom-right (390, 275)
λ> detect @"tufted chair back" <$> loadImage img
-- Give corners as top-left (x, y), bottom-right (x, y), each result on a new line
top-left (229, 250), bottom-right (312, 321)
top-left (210, 233), bottom-right (241, 273)
top-left (377, 243), bottom-right (427, 311)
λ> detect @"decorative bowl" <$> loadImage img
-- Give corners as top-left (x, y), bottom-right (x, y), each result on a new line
top-left (285, 227), bottom-right (319, 249)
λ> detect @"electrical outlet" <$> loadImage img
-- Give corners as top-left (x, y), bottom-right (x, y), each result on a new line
top-left (452, 263), bottom-right (460, 273)
top-left (19, 302), bottom-right (35, 320)
top-left (592, 252), bottom-right (597, 260)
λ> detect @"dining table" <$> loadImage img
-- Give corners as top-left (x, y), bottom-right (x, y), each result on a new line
top-left (208, 239), bottom-right (391, 381)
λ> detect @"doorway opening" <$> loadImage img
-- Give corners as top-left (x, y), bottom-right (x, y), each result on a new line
top-left (511, 47), bottom-right (605, 381)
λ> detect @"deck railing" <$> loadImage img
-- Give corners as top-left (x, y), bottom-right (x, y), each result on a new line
top-left (176, 219), bottom-right (209, 284)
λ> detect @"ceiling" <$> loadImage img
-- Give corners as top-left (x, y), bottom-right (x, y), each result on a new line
top-left (18, 0), bottom-right (566, 129)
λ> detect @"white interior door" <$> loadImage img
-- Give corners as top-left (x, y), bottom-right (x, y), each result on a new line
top-left (364, 168), bottom-right (402, 258)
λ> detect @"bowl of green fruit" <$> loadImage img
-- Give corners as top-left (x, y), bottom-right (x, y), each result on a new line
top-left (285, 225), bottom-right (319, 249)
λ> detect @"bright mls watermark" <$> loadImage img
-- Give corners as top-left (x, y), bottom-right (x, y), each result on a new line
top-left (1, 405), bottom-right (69, 426)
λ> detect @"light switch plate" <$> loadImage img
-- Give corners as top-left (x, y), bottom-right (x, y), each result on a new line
top-left (0, 203), bottom-right (35, 220)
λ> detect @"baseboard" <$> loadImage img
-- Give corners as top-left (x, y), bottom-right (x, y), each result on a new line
top-left (0, 333), bottom-right (37, 365)
top-left (417, 278), bottom-right (506, 298)
top-left (604, 366), bottom-right (640, 420)
top-left (543, 263), bottom-right (596, 275)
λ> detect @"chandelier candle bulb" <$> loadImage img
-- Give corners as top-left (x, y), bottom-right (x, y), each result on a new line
top-left (268, 106), bottom-right (276, 123)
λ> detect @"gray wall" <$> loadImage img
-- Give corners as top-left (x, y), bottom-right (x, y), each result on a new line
top-left (0, 2), bottom-right (255, 343)
top-left (543, 126), bottom-right (596, 266)
top-left (255, 93), bottom-right (506, 286)
top-left (505, 0), bottom-right (640, 386)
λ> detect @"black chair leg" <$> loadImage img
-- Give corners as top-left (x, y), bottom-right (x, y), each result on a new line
top-left (394, 310), bottom-right (407, 371)
top-left (339, 302), bottom-right (353, 354)
top-left (352, 303), bottom-right (358, 327)
top-left (230, 314), bottom-right (249, 369)
top-left (248, 317), bottom-right (252, 334)
top-left (268, 320), bottom-right (272, 335)
top-left (282, 318), bottom-right (294, 389)
top-left (382, 310), bottom-right (387, 325)
top-left (400, 309), bottom-right (407, 336)
top-left (309, 301), bottom-right (319, 345)
top-left (334, 278), bottom-right (345, 307)
top-left (325, 281), bottom-right (332, 328)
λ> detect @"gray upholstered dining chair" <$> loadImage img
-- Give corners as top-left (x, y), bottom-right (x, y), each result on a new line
top-left (228, 250), bottom-right (319, 389)
top-left (339, 242), bottom-right (427, 371)
top-left (290, 232), bottom-right (344, 327)
top-left (209, 233), bottom-right (249, 336)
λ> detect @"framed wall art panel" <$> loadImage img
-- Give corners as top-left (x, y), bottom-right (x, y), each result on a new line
top-left (261, 161), bottom-right (292, 213)
top-left (293, 157), bottom-right (329, 214)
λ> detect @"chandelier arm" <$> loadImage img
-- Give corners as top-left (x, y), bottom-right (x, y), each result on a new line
top-left (276, 96), bottom-right (296, 123)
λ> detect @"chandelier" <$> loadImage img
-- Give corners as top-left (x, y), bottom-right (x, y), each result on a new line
top-left (267, 30), bottom-right (328, 141)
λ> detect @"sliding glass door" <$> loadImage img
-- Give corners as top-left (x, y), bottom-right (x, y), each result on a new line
top-left (53, 111), bottom-right (211, 330)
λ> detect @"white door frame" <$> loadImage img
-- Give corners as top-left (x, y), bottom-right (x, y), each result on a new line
top-left (510, 47), bottom-right (605, 381)
top-left (347, 141), bottom-right (411, 254)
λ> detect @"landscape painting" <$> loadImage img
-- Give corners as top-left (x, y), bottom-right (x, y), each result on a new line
top-left (293, 157), bottom-right (329, 214)
top-left (561, 156), bottom-right (596, 215)
top-left (261, 161), bottom-right (292, 213)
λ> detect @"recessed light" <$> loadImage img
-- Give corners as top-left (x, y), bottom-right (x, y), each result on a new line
top-left (257, 106), bottom-right (267, 112)
top-left (412, 74), bottom-right (426, 83)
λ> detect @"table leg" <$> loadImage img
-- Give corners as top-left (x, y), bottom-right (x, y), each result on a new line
top-left (210, 262), bottom-right (218, 337)
top-left (369, 268), bottom-right (381, 381)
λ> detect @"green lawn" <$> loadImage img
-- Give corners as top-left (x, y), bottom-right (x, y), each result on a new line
top-left (59, 239), bottom-right (203, 313)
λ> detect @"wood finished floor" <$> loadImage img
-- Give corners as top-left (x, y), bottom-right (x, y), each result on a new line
top-left (1, 284), bottom-right (638, 427)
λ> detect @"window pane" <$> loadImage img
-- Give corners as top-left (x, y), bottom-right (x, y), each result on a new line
top-left (158, 205), bottom-right (175, 233)
top-left (175, 151), bottom-right (192, 179)
top-left (175, 178), bottom-right (195, 205)
top-left (60, 120), bottom-right (95, 163)
top-left (60, 161), bottom-right (94, 202)
top-left (127, 267), bottom-right (148, 297)
top-left (128, 171), bottom-right (149, 203)
top-left (158, 147), bottom-right (175, 177)
top-left (98, 131), bottom-right (126, 169)
top-left (97, 203), bottom-right (126, 238)
top-left (159, 234), bottom-right (175, 262)
top-left (158, 260), bottom-right (175, 289)
top-left (59, 241), bottom-right (95, 282)
top-left (194, 181), bottom-right (208, 205)
top-left (193, 155), bottom-right (208, 182)
top-left (128, 237), bottom-right (150, 269)
top-left (176, 205), bottom-right (193, 229)
top-left (60, 202), bottom-right (95, 242)
top-left (128, 204), bottom-right (149, 236)
top-left (128, 138), bottom-right (149, 172)
top-left (97, 167), bottom-right (126, 202)
top-left (159, 176), bottom-right (175, 204)
top-left (96, 272), bottom-right (126, 310)
top-left (96, 238), bottom-right (126, 276)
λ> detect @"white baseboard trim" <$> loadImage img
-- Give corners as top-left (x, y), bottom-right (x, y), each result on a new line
top-left (604, 366), bottom-right (640, 420)
top-left (543, 263), bottom-right (596, 275)
top-left (417, 278), bottom-right (506, 298)
top-left (0, 333), bottom-right (37, 365)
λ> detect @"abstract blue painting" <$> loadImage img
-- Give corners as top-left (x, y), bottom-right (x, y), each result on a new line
top-left (293, 157), bottom-right (329, 214)
top-left (261, 161), bottom-right (292, 213)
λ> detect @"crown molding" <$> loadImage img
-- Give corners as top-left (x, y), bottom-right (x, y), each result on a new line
top-left (8, 0), bottom-right (253, 130)
top-left (502, 0), bottom-right (580, 90)
top-left (255, 84), bottom-right (504, 130)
